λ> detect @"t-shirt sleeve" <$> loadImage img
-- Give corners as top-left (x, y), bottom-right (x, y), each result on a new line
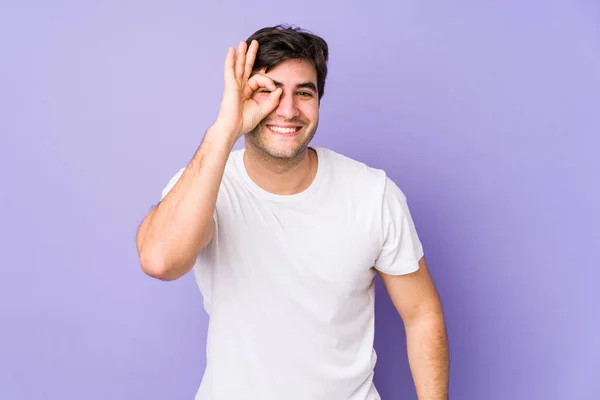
top-left (373, 176), bottom-right (424, 275)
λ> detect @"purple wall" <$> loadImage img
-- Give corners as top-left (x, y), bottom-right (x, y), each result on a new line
top-left (2, 1), bottom-right (599, 399)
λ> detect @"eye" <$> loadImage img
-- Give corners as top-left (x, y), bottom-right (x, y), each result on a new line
top-left (257, 89), bottom-right (272, 94)
top-left (297, 91), bottom-right (314, 97)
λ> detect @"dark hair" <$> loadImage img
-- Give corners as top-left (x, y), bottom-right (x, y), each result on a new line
top-left (246, 24), bottom-right (329, 101)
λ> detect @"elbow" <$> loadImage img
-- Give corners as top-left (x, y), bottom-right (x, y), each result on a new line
top-left (139, 250), bottom-right (182, 281)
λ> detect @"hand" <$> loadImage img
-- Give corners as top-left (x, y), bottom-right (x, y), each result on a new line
top-left (214, 40), bottom-right (283, 140)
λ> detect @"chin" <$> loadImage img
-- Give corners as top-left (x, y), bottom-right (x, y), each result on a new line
top-left (256, 142), bottom-right (306, 160)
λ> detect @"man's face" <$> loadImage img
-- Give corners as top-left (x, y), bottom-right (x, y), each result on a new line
top-left (246, 58), bottom-right (320, 160)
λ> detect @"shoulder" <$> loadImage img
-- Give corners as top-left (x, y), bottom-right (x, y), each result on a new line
top-left (317, 147), bottom-right (388, 192)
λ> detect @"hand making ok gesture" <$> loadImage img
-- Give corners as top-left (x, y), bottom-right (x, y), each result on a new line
top-left (214, 40), bottom-right (283, 140)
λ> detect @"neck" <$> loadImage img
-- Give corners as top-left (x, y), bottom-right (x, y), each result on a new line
top-left (242, 144), bottom-right (318, 196)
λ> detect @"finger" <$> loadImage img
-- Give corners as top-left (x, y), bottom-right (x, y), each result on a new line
top-left (247, 74), bottom-right (277, 93)
top-left (235, 41), bottom-right (247, 79)
top-left (224, 47), bottom-right (236, 86)
top-left (258, 88), bottom-right (283, 118)
top-left (243, 40), bottom-right (258, 81)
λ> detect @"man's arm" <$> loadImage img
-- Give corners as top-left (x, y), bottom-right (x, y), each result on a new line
top-left (136, 39), bottom-right (282, 281)
top-left (378, 256), bottom-right (449, 400)
top-left (136, 129), bottom-right (233, 281)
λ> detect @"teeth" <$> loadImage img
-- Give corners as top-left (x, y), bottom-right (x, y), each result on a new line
top-left (269, 126), bottom-right (298, 134)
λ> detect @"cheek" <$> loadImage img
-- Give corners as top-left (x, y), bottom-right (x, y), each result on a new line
top-left (301, 104), bottom-right (319, 123)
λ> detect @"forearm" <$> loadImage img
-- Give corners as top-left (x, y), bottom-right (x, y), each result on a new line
top-left (137, 125), bottom-right (235, 280)
top-left (405, 312), bottom-right (449, 400)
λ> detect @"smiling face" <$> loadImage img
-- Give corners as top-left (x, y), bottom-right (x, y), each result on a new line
top-left (246, 58), bottom-right (320, 160)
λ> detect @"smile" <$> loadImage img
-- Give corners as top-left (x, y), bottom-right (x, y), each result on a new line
top-left (266, 125), bottom-right (302, 135)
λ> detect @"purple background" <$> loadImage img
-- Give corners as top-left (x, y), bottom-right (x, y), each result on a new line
top-left (1, 1), bottom-right (599, 399)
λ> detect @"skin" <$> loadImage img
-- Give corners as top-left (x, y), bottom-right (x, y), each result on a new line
top-left (380, 258), bottom-right (449, 400)
top-left (135, 39), bottom-right (448, 399)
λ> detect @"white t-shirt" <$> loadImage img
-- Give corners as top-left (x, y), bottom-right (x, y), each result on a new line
top-left (160, 147), bottom-right (424, 400)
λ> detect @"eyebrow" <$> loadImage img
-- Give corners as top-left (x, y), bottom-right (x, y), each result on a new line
top-left (272, 80), bottom-right (318, 94)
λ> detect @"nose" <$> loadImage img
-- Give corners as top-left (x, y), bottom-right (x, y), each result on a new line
top-left (274, 91), bottom-right (300, 120)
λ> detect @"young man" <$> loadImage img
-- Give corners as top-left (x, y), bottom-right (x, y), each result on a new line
top-left (136, 25), bottom-right (448, 400)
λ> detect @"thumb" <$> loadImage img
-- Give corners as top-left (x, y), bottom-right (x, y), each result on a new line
top-left (258, 88), bottom-right (282, 118)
